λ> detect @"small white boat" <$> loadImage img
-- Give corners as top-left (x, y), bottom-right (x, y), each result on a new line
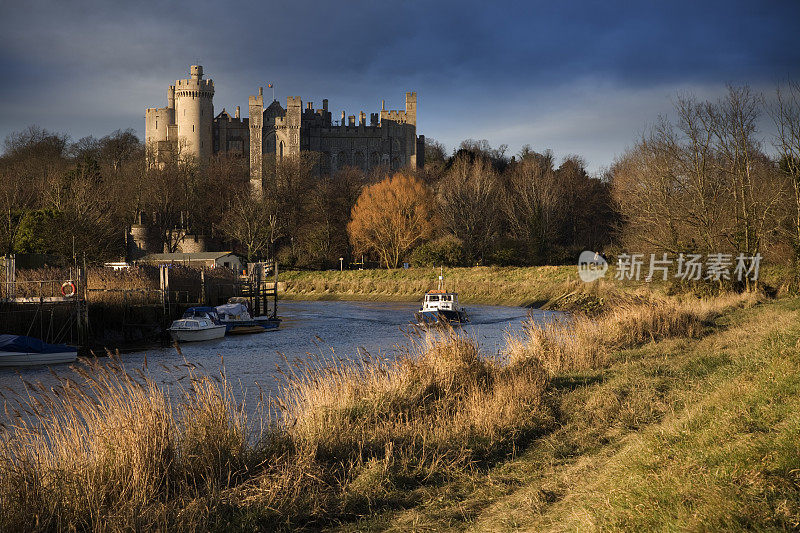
top-left (167, 317), bottom-right (226, 343)
top-left (415, 269), bottom-right (469, 325)
top-left (0, 335), bottom-right (78, 367)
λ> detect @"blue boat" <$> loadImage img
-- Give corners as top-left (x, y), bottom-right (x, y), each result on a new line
top-left (215, 303), bottom-right (280, 335)
top-left (0, 335), bottom-right (78, 367)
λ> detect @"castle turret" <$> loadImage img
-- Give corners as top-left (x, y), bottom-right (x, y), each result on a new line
top-left (406, 91), bottom-right (418, 167)
top-left (276, 96), bottom-right (302, 159)
top-left (174, 65), bottom-right (214, 162)
top-left (249, 87), bottom-right (264, 192)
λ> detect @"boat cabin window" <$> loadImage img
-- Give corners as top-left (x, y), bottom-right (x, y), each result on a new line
top-left (427, 295), bottom-right (439, 302)
top-left (442, 295), bottom-right (451, 301)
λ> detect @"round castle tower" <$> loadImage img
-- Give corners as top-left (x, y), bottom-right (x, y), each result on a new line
top-left (174, 65), bottom-right (214, 161)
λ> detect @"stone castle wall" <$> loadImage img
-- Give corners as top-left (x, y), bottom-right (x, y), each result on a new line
top-left (142, 65), bottom-right (425, 254)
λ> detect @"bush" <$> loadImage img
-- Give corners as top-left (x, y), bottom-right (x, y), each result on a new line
top-left (409, 235), bottom-right (465, 267)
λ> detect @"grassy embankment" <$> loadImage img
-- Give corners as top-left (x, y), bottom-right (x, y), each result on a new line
top-left (280, 265), bottom-right (581, 306)
top-left (279, 264), bottom-right (785, 310)
top-left (3, 278), bottom-right (797, 531)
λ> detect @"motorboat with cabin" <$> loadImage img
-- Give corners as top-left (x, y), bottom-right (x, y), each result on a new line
top-left (415, 270), bottom-right (468, 325)
top-left (167, 312), bottom-right (226, 342)
top-left (0, 334), bottom-right (78, 367)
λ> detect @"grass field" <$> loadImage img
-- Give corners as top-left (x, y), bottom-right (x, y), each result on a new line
top-left (280, 265), bottom-right (581, 306)
top-left (279, 264), bottom-right (786, 309)
top-left (1, 284), bottom-right (797, 531)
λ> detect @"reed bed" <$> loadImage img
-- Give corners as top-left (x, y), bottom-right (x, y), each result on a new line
top-left (507, 291), bottom-right (763, 374)
top-left (0, 331), bottom-right (553, 530)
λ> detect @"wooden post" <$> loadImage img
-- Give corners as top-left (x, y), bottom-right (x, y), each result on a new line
top-left (79, 253), bottom-right (88, 347)
top-left (273, 259), bottom-right (278, 319)
top-left (255, 264), bottom-right (262, 316)
top-left (200, 267), bottom-right (206, 306)
top-left (8, 254), bottom-right (15, 300)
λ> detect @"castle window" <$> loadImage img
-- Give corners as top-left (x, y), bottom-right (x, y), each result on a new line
top-left (193, 125), bottom-right (195, 132)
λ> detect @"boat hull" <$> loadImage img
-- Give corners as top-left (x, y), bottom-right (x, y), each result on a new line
top-left (0, 351), bottom-right (77, 367)
top-left (226, 325), bottom-right (266, 335)
top-left (222, 317), bottom-right (281, 334)
top-left (168, 325), bottom-right (227, 343)
top-left (415, 309), bottom-right (469, 325)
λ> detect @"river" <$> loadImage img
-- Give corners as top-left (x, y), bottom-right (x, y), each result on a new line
top-left (0, 300), bottom-right (562, 417)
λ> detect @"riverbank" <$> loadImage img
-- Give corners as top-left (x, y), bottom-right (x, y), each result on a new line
top-left (353, 293), bottom-right (800, 531)
top-left (279, 265), bottom-right (786, 310)
top-left (281, 265), bottom-right (585, 307)
top-left (3, 288), bottom-right (795, 530)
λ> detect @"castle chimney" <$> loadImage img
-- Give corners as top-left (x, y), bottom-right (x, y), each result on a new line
top-left (235, 106), bottom-right (240, 119)
top-left (381, 99), bottom-right (385, 110)
top-left (341, 110), bottom-right (346, 125)
top-left (348, 115), bottom-right (355, 126)
top-left (359, 111), bottom-right (366, 126)
top-left (259, 87), bottom-right (263, 96)
top-left (322, 99), bottom-right (328, 111)
top-left (307, 102), bottom-right (313, 110)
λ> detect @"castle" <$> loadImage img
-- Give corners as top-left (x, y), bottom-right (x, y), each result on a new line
top-left (132, 65), bottom-right (425, 257)
top-left (145, 65), bottom-right (424, 184)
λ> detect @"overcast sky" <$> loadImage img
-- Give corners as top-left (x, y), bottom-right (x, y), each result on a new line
top-left (1, 0), bottom-right (798, 172)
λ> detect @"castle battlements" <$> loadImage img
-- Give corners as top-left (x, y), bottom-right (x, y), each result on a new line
top-left (146, 65), bottom-right (424, 178)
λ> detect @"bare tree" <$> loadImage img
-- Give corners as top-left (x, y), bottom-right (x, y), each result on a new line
top-left (436, 154), bottom-right (500, 264)
top-left (771, 80), bottom-right (800, 283)
top-left (502, 150), bottom-right (562, 262)
top-left (216, 190), bottom-right (276, 262)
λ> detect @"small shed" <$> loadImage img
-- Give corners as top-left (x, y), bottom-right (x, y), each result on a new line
top-left (137, 252), bottom-right (244, 272)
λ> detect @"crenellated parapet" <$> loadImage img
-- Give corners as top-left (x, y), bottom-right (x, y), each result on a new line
top-left (147, 65), bottom-right (424, 181)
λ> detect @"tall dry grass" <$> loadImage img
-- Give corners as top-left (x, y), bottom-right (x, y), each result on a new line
top-left (508, 291), bottom-right (763, 374)
top-left (0, 332), bottom-right (552, 530)
top-left (0, 358), bottom-right (252, 531)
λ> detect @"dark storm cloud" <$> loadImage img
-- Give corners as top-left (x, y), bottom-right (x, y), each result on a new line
top-left (1, 0), bottom-right (798, 170)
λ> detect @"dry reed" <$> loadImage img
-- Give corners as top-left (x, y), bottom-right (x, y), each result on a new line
top-left (0, 332), bottom-right (553, 530)
top-left (508, 291), bottom-right (763, 374)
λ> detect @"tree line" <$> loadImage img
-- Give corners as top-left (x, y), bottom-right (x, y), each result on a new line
top-left (612, 83), bottom-right (800, 288)
top-left (2, 81), bottom-right (799, 279)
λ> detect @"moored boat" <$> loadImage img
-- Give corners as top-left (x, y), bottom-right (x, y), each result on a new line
top-left (167, 317), bottom-right (226, 342)
top-left (0, 335), bottom-right (78, 367)
top-left (216, 302), bottom-right (280, 334)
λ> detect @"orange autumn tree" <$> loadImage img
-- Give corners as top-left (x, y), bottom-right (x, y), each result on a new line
top-left (347, 173), bottom-right (436, 268)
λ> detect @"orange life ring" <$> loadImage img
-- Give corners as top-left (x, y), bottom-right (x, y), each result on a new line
top-left (61, 281), bottom-right (76, 298)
